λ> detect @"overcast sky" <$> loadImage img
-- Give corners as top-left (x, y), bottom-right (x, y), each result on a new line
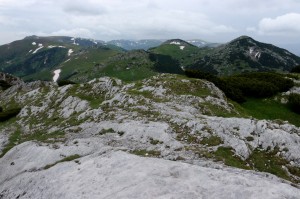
top-left (1, 0), bottom-right (300, 50)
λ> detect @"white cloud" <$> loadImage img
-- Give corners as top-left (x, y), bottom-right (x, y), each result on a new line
top-left (0, 0), bottom-right (300, 45)
top-left (257, 13), bottom-right (300, 35)
top-left (63, 0), bottom-right (106, 16)
top-left (48, 28), bottom-right (96, 38)
top-left (246, 27), bottom-right (257, 32)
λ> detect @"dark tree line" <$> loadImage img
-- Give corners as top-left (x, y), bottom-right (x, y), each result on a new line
top-left (288, 94), bottom-right (300, 114)
top-left (185, 70), bottom-right (294, 103)
top-left (291, 65), bottom-right (300, 73)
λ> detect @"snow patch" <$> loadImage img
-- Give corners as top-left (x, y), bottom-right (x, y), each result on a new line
top-left (32, 45), bottom-right (44, 54)
top-left (32, 42), bottom-right (36, 46)
top-left (71, 38), bottom-right (79, 45)
top-left (68, 49), bottom-right (74, 56)
top-left (180, 46), bottom-right (185, 50)
top-left (53, 69), bottom-right (61, 83)
top-left (255, 52), bottom-right (261, 59)
top-left (249, 47), bottom-right (254, 54)
top-left (170, 41), bottom-right (181, 45)
top-left (48, 45), bottom-right (65, 49)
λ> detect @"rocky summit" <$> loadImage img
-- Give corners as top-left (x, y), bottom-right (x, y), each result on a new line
top-left (0, 73), bottom-right (300, 198)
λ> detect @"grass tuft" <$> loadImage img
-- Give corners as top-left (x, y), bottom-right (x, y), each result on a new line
top-left (44, 154), bottom-right (81, 169)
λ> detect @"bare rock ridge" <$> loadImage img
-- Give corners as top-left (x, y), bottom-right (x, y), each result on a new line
top-left (0, 72), bottom-right (23, 90)
top-left (0, 74), bottom-right (300, 198)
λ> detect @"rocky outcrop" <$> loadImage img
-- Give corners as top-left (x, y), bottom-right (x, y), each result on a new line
top-left (0, 74), bottom-right (300, 198)
top-left (0, 72), bottom-right (23, 90)
top-left (1, 146), bottom-right (300, 199)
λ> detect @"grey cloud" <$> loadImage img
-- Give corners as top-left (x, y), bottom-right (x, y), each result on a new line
top-left (258, 13), bottom-right (300, 34)
top-left (0, 0), bottom-right (300, 46)
top-left (63, 1), bottom-right (107, 16)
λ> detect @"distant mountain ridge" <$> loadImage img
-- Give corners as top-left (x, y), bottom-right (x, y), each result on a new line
top-left (0, 36), bottom-right (125, 81)
top-left (107, 39), bottom-right (165, 50)
top-left (0, 35), bottom-right (300, 82)
top-left (106, 39), bottom-right (219, 50)
top-left (187, 39), bottom-right (221, 48)
top-left (188, 36), bottom-right (300, 75)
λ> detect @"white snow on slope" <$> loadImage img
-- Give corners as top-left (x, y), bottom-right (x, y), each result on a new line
top-left (32, 44), bottom-right (43, 54)
top-left (71, 38), bottom-right (79, 45)
top-left (249, 47), bottom-right (254, 54)
top-left (255, 52), bottom-right (261, 59)
top-left (48, 45), bottom-right (66, 49)
top-left (53, 69), bottom-right (61, 82)
top-left (0, 144), bottom-right (299, 199)
top-left (180, 46), bottom-right (185, 50)
top-left (170, 41), bottom-right (181, 45)
top-left (68, 49), bottom-right (73, 56)
top-left (32, 42), bottom-right (36, 46)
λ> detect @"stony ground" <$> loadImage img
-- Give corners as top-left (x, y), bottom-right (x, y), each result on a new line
top-left (0, 74), bottom-right (300, 198)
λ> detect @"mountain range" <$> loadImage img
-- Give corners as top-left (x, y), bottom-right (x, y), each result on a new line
top-left (0, 35), bottom-right (299, 82)
top-left (0, 35), bottom-right (300, 198)
top-left (188, 36), bottom-right (300, 75)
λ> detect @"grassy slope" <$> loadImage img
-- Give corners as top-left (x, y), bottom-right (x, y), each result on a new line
top-left (101, 65), bottom-right (157, 82)
top-left (60, 47), bottom-right (121, 81)
top-left (149, 44), bottom-right (206, 66)
top-left (241, 98), bottom-right (300, 127)
top-left (97, 50), bottom-right (158, 82)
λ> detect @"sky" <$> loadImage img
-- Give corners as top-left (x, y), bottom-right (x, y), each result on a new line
top-left (1, 0), bottom-right (300, 53)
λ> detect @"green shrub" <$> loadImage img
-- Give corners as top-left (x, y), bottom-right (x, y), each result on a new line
top-left (291, 65), bottom-right (300, 73)
top-left (288, 93), bottom-right (300, 114)
top-left (200, 135), bottom-right (223, 146)
top-left (184, 70), bottom-right (246, 102)
top-left (185, 70), bottom-right (294, 103)
top-left (57, 79), bottom-right (77, 87)
top-left (0, 108), bottom-right (21, 122)
top-left (223, 77), bottom-right (279, 98)
top-left (0, 80), bottom-right (12, 90)
top-left (236, 72), bottom-right (294, 93)
top-left (44, 154), bottom-right (81, 169)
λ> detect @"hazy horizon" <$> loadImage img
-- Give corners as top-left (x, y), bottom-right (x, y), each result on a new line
top-left (1, 0), bottom-right (300, 54)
